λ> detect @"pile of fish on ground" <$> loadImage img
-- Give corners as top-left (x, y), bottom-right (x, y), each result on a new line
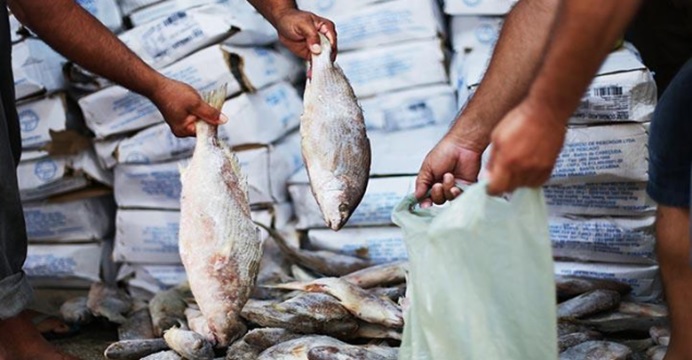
top-left (59, 224), bottom-right (670, 360)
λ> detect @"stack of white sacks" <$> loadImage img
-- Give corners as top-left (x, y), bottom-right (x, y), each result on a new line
top-left (287, 0), bottom-right (457, 264)
top-left (10, 2), bottom-right (122, 290)
top-left (449, 0), bottom-right (660, 302)
top-left (83, 0), bottom-right (306, 298)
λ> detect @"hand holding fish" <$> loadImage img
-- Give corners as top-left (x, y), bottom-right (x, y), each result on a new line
top-left (272, 8), bottom-right (337, 62)
top-left (151, 78), bottom-right (228, 138)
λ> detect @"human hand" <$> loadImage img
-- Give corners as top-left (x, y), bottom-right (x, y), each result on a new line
top-left (486, 100), bottom-right (567, 195)
top-left (274, 9), bottom-right (337, 62)
top-left (150, 78), bottom-right (227, 137)
top-left (415, 136), bottom-right (483, 207)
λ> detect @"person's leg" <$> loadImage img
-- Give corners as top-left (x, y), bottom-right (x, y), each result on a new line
top-left (647, 58), bottom-right (692, 360)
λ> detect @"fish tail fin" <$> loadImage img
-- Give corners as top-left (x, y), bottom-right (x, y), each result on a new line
top-left (312, 33), bottom-right (333, 70)
top-left (196, 84), bottom-right (228, 140)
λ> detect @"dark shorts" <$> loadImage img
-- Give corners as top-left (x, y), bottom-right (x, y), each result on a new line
top-left (647, 58), bottom-right (692, 208)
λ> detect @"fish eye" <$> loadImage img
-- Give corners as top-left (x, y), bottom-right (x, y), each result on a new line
top-left (338, 203), bottom-right (349, 212)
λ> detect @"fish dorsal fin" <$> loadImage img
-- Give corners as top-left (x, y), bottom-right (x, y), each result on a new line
top-left (228, 150), bottom-right (250, 203)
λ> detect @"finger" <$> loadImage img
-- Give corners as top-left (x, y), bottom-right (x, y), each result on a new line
top-left (420, 199), bottom-right (433, 209)
top-left (414, 173), bottom-right (432, 200)
top-left (442, 173), bottom-right (456, 200)
top-left (430, 183), bottom-right (446, 205)
top-left (317, 20), bottom-right (338, 61)
top-left (297, 21), bottom-right (322, 55)
top-left (486, 160), bottom-right (512, 196)
top-left (192, 101), bottom-right (222, 124)
top-left (183, 122), bottom-right (197, 137)
top-left (450, 187), bottom-right (462, 199)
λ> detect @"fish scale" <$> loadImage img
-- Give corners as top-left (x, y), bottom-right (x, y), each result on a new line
top-left (179, 84), bottom-right (263, 347)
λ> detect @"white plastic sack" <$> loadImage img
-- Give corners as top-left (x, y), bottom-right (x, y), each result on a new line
top-left (392, 182), bottom-right (557, 360)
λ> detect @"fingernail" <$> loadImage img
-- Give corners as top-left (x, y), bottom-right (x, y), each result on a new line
top-left (310, 44), bottom-right (322, 53)
top-left (219, 113), bottom-right (229, 124)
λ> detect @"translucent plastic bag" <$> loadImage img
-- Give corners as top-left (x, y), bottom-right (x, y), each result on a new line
top-left (392, 182), bottom-right (557, 360)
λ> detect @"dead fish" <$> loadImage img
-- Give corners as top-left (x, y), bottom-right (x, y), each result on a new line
top-left (163, 326), bottom-right (215, 360)
top-left (257, 336), bottom-right (348, 360)
top-left (368, 285), bottom-right (407, 303)
top-left (557, 321), bottom-right (593, 336)
top-left (179, 85), bottom-right (262, 347)
top-left (355, 322), bottom-right (402, 341)
top-left (140, 351), bottom-right (183, 360)
top-left (614, 338), bottom-right (654, 353)
top-left (292, 265), bottom-right (319, 282)
top-left (103, 338), bottom-right (169, 360)
top-left (149, 287), bottom-right (188, 337)
top-left (649, 325), bottom-right (670, 346)
top-left (226, 328), bottom-right (302, 360)
top-left (559, 341), bottom-right (631, 360)
top-left (240, 294), bottom-right (359, 339)
top-left (118, 306), bottom-right (155, 340)
top-left (341, 262), bottom-right (408, 289)
top-left (557, 289), bottom-right (621, 319)
top-left (577, 311), bottom-right (668, 333)
top-left (361, 345), bottom-right (398, 360)
top-left (60, 296), bottom-right (93, 325)
top-left (272, 277), bottom-right (403, 328)
top-left (307, 345), bottom-right (388, 360)
top-left (257, 222), bottom-right (372, 277)
top-left (558, 331), bottom-right (602, 352)
top-left (87, 282), bottom-right (132, 324)
top-left (300, 33), bottom-right (371, 231)
top-left (556, 275), bottom-right (631, 300)
top-left (619, 302), bottom-right (669, 318)
top-left (646, 345), bottom-right (667, 360)
top-left (186, 307), bottom-right (216, 343)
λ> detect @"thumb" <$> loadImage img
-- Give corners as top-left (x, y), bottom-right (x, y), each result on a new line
top-left (192, 101), bottom-right (223, 125)
top-left (414, 171), bottom-right (433, 200)
top-left (486, 148), bottom-right (511, 196)
top-left (297, 21), bottom-right (322, 56)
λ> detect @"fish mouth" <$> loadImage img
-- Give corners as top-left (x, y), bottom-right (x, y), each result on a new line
top-left (326, 212), bottom-right (351, 231)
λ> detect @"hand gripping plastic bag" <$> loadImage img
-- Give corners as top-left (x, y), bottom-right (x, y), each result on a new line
top-left (392, 182), bottom-right (558, 360)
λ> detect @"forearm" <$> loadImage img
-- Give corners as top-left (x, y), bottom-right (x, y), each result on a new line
top-left (450, 0), bottom-right (559, 151)
top-left (525, 0), bottom-right (642, 121)
top-left (246, 0), bottom-right (297, 27)
top-left (8, 0), bottom-right (164, 98)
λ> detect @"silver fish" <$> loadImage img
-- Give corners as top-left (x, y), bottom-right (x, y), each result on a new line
top-left (649, 325), bottom-right (670, 346)
top-left (292, 265), bottom-right (319, 283)
top-left (368, 285), bottom-right (407, 303)
top-left (179, 85), bottom-right (262, 347)
top-left (103, 339), bottom-right (169, 360)
top-left (240, 294), bottom-right (359, 339)
top-left (307, 346), bottom-right (388, 360)
top-left (556, 275), bottom-right (631, 300)
top-left (355, 322), bottom-right (402, 341)
top-left (163, 326), bottom-right (215, 360)
top-left (257, 336), bottom-right (347, 360)
top-left (149, 286), bottom-right (188, 337)
top-left (360, 345), bottom-right (398, 360)
top-left (300, 33), bottom-right (370, 231)
top-left (557, 289), bottom-right (621, 319)
top-left (118, 306), bottom-right (155, 340)
top-left (576, 302), bottom-right (668, 333)
top-left (141, 351), bottom-right (183, 360)
top-left (186, 307), bottom-right (216, 343)
top-left (256, 222), bottom-right (371, 276)
top-left (615, 338), bottom-right (654, 353)
top-left (226, 328), bottom-right (302, 360)
top-left (557, 321), bottom-right (593, 337)
top-left (646, 345), bottom-right (667, 360)
top-left (558, 331), bottom-right (602, 352)
top-left (87, 282), bottom-right (132, 324)
top-left (341, 262), bottom-right (408, 289)
top-left (60, 296), bottom-right (93, 325)
top-left (559, 341), bottom-right (631, 360)
top-left (272, 277), bottom-right (403, 328)
top-left (619, 302), bottom-right (668, 317)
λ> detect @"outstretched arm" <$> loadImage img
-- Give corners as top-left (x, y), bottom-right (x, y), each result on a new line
top-left (486, 0), bottom-right (642, 195)
top-left (8, 0), bottom-right (224, 137)
top-left (415, 0), bottom-right (559, 205)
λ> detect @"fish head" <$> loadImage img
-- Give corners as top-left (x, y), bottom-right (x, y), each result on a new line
top-left (318, 192), bottom-right (353, 231)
